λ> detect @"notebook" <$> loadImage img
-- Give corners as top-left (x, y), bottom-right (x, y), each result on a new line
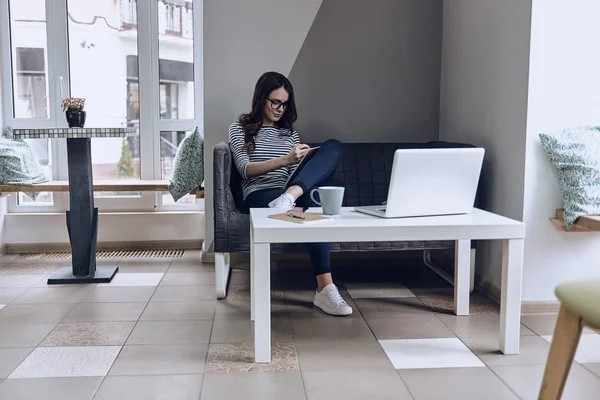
top-left (284, 146), bottom-right (320, 188)
top-left (268, 211), bottom-right (330, 224)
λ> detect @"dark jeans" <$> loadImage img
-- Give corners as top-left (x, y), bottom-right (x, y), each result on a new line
top-left (245, 139), bottom-right (343, 277)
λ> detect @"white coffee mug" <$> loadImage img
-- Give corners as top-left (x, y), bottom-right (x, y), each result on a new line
top-left (310, 186), bottom-right (345, 216)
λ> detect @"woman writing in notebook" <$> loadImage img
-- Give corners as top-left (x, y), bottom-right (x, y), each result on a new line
top-left (229, 71), bottom-right (352, 316)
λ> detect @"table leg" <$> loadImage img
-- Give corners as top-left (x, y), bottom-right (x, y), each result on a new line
top-left (454, 240), bottom-right (471, 316)
top-left (500, 238), bottom-right (524, 354)
top-left (252, 241), bottom-right (271, 363)
top-left (47, 138), bottom-right (119, 284)
top-left (250, 228), bottom-right (255, 322)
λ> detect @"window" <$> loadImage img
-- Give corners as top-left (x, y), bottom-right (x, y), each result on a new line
top-left (0, 0), bottom-right (203, 212)
top-left (15, 48), bottom-right (48, 119)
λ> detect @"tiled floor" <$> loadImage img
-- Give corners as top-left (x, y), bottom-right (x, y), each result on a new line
top-left (0, 251), bottom-right (599, 399)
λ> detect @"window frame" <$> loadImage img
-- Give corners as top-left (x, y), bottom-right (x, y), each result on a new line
top-left (0, 0), bottom-right (204, 213)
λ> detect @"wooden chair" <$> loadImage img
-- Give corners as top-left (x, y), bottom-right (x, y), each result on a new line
top-left (539, 278), bottom-right (600, 399)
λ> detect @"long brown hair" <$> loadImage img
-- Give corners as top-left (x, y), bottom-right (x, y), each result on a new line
top-left (238, 71), bottom-right (298, 152)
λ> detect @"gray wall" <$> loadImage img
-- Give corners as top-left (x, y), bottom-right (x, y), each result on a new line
top-left (439, 0), bottom-right (532, 292)
top-left (203, 0), bottom-right (323, 249)
top-left (289, 0), bottom-right (443, 143)
top-left (203, 0), bottom-right (445, 247)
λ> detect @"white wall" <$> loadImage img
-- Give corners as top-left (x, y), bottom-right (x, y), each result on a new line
top-left (0, 197), bottom-right (6, 252)
top-left (0, 69), bottom-right (5, 251)
top-left (439, 0), bottom-right (532, 290)
top-left (202, 0), bottom-right (323, 250)
top-left (522, 0), bottom-right (600, 301)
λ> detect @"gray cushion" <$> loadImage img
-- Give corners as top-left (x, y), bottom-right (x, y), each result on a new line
top-left (539, 126), bottom-right (600, 229)
top-left (168, 127), bottom-right (204, 202)
top-left (1, 127), bottom-right (49, 201)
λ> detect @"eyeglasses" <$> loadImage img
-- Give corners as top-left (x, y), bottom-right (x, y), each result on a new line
top-left (267, 98), bottom-right (288, 111)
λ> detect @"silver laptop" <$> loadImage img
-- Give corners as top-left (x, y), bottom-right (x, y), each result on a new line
top-left (354, 147), bottom-right (484, 218)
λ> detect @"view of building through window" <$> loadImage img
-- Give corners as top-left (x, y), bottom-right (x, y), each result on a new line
top-left (5, 0), bottom-right (199, 207)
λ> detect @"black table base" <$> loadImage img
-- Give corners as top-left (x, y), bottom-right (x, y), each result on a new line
top-left (47, 138), bottom-right (119, 285)
top-left (47, 266), bottom-right (119, 284)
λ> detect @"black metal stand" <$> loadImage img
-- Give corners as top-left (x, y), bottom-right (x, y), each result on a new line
top-left (47, 138), bottom-right (119, 284)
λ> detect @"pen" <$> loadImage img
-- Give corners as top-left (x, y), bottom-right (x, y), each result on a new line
top-left (287, 212), bottom-right (305, 220)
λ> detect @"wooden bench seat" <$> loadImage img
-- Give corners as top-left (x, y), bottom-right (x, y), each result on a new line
top-left (551, 209), bottom-right (600, 232)
top-left (0, 180), bottom-right (204, 198)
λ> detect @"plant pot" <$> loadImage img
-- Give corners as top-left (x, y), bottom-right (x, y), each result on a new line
top-left (65, 107), bottom-right (86, 128)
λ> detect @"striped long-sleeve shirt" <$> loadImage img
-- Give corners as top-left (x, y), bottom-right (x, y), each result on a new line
top-left (229, 122), bottom-right (300, 200)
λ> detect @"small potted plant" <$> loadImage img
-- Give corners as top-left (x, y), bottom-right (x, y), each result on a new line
top-left (61, 97), bottom-right (87, 128)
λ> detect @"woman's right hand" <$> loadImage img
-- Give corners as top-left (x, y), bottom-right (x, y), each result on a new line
top-left (284, 144), bottom-right (309, 165)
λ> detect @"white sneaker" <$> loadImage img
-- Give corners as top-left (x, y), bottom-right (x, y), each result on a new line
top-left (313, 283), bottom-right (353, 316)
top-left (268, 193), bottom-right (296, 210)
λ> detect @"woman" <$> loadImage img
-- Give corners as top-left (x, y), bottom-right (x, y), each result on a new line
top-left (229, 71), bottom-right (352, 316)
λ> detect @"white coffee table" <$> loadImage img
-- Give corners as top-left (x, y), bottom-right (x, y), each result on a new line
top-left (249, 207), bottom-right (525, 363)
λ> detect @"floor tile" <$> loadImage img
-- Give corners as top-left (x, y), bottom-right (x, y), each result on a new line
top-left (160, 272), bottom-right (216, 286)
top-left (168, 260), bottom-right (215, 273)
top-left (140, 301), bottom-right (216, 321)
top-left (115, 262), bottom-right (170, 274)
top-left (12, 286), bottom-right (95, 304)
top-left (0, 264), bottom-right (58, 275)
top-left (583, 363), bottom-right (600, 377)
top-left (344, 282), bottom-right (416, 299)
top-left (354, 297), bottom-right (432, 318)
top-left (290, 316), bottom-right (375, 341)
top-left (0, 275), bottom-right (47, 288)
top-left (303, 370), bottom-right (412, 400)
top-left (462, 335), bottom-right (551, 366)
top-left (108, 344), bottom-right (208, 376)
top-left (8, 346), bottom-right (121, 378)
top-left (418, 293), bottom-right (499, 314)
top-left (151, 285), bottom-right (215, 302)
top-left (366, 315), bottom-right (457, 340)
top-left (0, 288), bottom-right (27, 303)
top-left (520, 314), bottom-right (558, 335)
top-left (0, 377), bottom-right (103, 400)
top-left (33, 279), bottom-right (97, 288)
top-left (0, 304), bottom-right (4, 310)
top-left (214, 294), bottom-right (287, 319)
top-left (0, 323), bottom-right (57, 347)
top-left (201, 371), bottom-right (305, 400)
top-left (380, 338), bottom-right (485, 369)
top-left (294, 339), bottom-right (393, 372)
top-left (63, 302), bottom-right (146, 322)
top-left (126, 320), bottom-right (213, 345)
top-left (0, 348), bottom-right (33, 378)
top-left (97, 272), bottom-right (164, 287)
top-left (40, 321), bottom-right (135, 346)
top-left (492, 363), bottom-right (600, 400)
top-left (230, 270), bottom-right (250, 285)
top-left (115, 258), bottom-right (173, 265)
top-left (94, 374), bottom-right (204, 400)
top-left (210, 317), bottom-right (292, 343)
top-left (541, 334), bottom-right (600, 363)
top-left (398, 367), bottom-right (518, 400)
top-left (521, 314), bottom-right (596, 336)
top-left (82, 286), bottom-right (155, 303)
top-left (437, 313), bottom-right (535, 338)
top-left (0, 303), bottom-right (75, 323)
top-left (227, 285), bottom-right (284, 302)
top-left (206, 342), bottom-right (298, 374)
top-left (410, 287), bottom-right (454, 297)
top-left (0, 254), bottom-right (19, 263)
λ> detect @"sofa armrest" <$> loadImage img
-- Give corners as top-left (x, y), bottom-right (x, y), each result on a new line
top-left (213, 142), bottom-right (238, 251)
